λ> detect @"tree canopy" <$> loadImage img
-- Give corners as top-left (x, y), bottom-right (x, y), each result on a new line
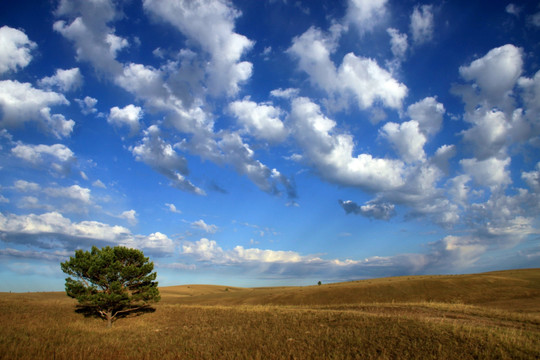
top-left (60, 245), bottom-right (160, 327)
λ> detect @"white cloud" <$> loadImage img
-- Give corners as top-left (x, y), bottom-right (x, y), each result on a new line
top-left (53, 0), bottom-right (124, 75)
top-left (131, 125), bottom-right (205, 195)
top-left (165, 203), bottom-right (181, 214)
top-left (429, 235), bottom-right (487, 269)
top-left (447, 174), bottom-right (471, 207)
top-left (182, 238), bottom-right (310, 264)
top-left (431, 144), bottom-right (456, 174)
top-left (380, 120), bottom-right (427, 163)
top-left (108, 104), bottom-right (143, 134)
top-left (288, 27), bottom-right (407, 111)
top-left (191, 219), bottom-right (218, 234)
top-left (522, 162), bottom-right (540, 193)
top-left (407, 97), bottom-right (445, 136)
top-left (287, 27), bottom-right (340, 92)
top-left (518, 69), bottom-right (540, 133)
top-left (92, 179), bottom-right (106, 189)
top-left (339, 199), bottom-right (396, 220)
top-left (143, 0), bottom-right (254, 96)
top-left (0, 80), bottom-right (73, 138)
top-left (460, 157), bottom-right (512, 189)
top-left (387, 28), bottom-right (408, 59)
top-left (228, 99), bottom-right (287, 142)
top-left (131, 232), bottom-right (175, 254)
top-left (529, 12), bottom-right (540, 27)
top-left (458, 44), bottom-right (523, 109)
top-left (346, 0), bottom-right (388, 34)
top-left (505, 4), bottom-right (522, 16)
top-left (11, 143), bottom-right (75, 174)
top-left (39, 68), bottom-right (83, 92)
top-left (291, 97), bottom-right (405, 192)
top-left (0, 211), bottom-right (174, 255)
top-left (0, 26), bottom-right (36, 74)
top-left (270, 88), bottom-right (300, 99)
top-left (410, 5), bottom-right (434, 45)
top-left (119, 209), bottom-right (138, 225)
top-left (216, 132), bottom-right (295, 197)
top-left (338, 53), bottom-right (408, 110)
top-left (115, 63), bottom-right (167, 103)
top-left (105, 33), bottom-right (129, 57)
top-left (0, 211), bottom-right (127, 243)
top-left (75, 96), bottom-right (98, 115)
top-left (13, 180), bottom-right (41, 192)
top-left (43, 185), bottom-right (91, 204)
top-left (461, 108), bottom-right (510, 160)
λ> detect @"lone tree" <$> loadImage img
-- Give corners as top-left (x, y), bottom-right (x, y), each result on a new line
top-left (61, 245), bottom-right (160, 328)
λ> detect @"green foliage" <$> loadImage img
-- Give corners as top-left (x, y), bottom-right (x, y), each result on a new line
top-left (61, 245), bottom-right (160, 327)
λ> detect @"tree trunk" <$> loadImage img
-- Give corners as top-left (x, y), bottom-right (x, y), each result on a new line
top-left (106, 310), bottom-right (113, 328)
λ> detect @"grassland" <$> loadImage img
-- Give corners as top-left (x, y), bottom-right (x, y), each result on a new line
top-left (1, 268), bottom-right (539, 359)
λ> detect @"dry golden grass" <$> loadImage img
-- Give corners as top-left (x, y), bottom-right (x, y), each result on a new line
top-left (1, 268), bottom-right (539, 359)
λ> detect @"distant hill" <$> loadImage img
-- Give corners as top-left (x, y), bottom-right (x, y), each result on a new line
top-left (160, 268), bottom-right (540, 313)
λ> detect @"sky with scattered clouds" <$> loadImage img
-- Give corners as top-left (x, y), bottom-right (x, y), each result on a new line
top-left (1, 0), bottom-right (539, 291)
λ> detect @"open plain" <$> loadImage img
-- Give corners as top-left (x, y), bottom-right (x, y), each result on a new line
top-left (1, 268), bottom-right (539, 359)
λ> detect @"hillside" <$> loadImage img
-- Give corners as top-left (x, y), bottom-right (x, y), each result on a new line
top-left (1, 268), bottom-right (539, 359)
top-left (160, 268), bottom-right (540, 312)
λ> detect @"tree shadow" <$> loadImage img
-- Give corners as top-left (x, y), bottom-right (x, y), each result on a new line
top-left (74, 305), bottom-right (156, 322)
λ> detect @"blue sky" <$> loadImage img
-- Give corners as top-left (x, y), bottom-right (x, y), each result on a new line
top-left (1, 0), bottom-right (539, 291)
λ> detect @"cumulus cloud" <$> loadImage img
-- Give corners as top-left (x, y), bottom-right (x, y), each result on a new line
top-left (410, 5), bottom-right (434, 45)
top-left (290, 96), bottom-right (405, 192)
top-left (108, 104), bottom-right (143, 134)
top-left (346, 0), bottom-right (388, 34)
top-left (179, 235), bottom-right (499, 280)
top-left (339, 199), bottom-right (396, 220)
top-left (216, 132), bottom-right (296, 198)
top-left (522, 162), bottom-right (540, 193)
top-left (92, 179), bottom-right (106, 189)
top-left (338, 53), bottom-right (408, 110)
top-left (288, 27), bottom-right (407, 111)
top-left (0, 80), bottom-right (73, 138)
top-left (11, 143), bottom-right (76, 174)
top-left (131, 125), bottom-right (205, 195)
top-left (191, 219), bottom-right (218, 234)
top-left (460, 157), bottom-right (511, 189)
top-left (518, 69), bottom-right (540, 135)
top-left (229, 99), bottom-right (287, 142)
top-left (43, 184), bottom-right (91, 204)
top-left (458, 44), bottom-right (523, 110)
top-left (407, 97), bottom-right (445, 136)
top-left (75, 96), bottom-right (98, 115)
top-left (143, 0), bottom-right (254, 96)
top-left (38, 68), bottom-right (83, 92)
top-left (165, 203), bottom-right (181, 214)
top-left (380, 120), bottom-right (427, 163)
top-left (0, 211), bottom-right (174, 255)
top-left (13, 180), bottom-right (41, 193)
top-left (119, 209), bottom-right (138, 225)
top-left (387, 27), bottom-right (408, 59)
top-left (505, 3), bottom-right (522, 17)
top-left (182, 238), bottom-right (309, 264)
top-left (0, 26), bottom-right (36, 74)
top-left (453, 45), bottom-right (538, 161)
top-left (53, 0), bottom-right (124, 75)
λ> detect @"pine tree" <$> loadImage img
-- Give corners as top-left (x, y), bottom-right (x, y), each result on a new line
top-left (61, 245), bottom-right (160, 328)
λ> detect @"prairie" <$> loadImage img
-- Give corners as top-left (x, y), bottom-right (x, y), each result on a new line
top-left (1, 268), bottom-right (539, 359)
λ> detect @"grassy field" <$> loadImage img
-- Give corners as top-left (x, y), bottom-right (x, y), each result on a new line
top-left (1, 269), bottom-right (539, 359)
